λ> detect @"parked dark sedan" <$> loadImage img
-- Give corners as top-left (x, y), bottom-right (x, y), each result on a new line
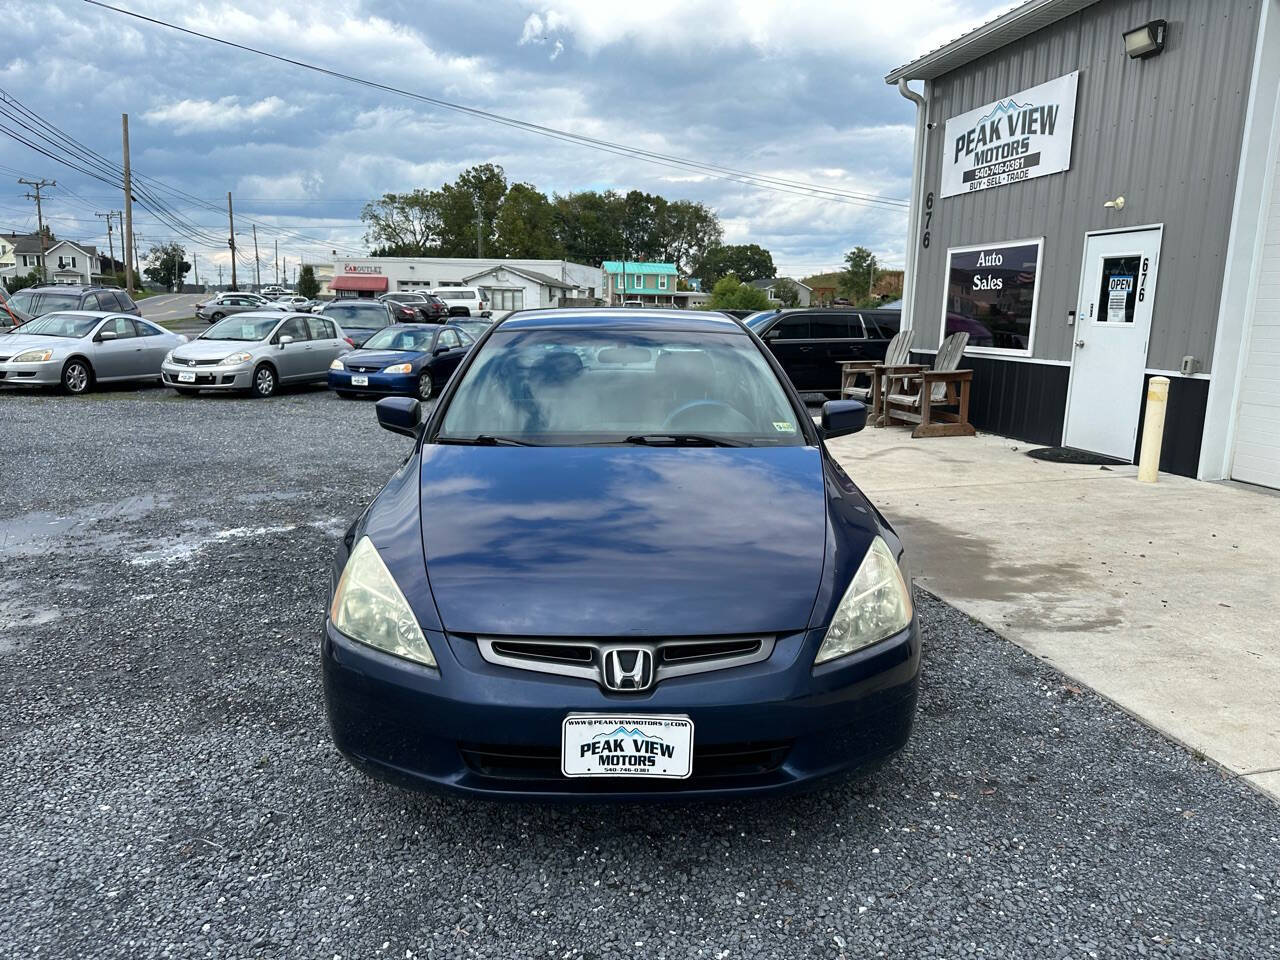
top-left (379, 291), bottom-right (449, 322)
top-left (747, 308), bottom-right (901, 397)
top-left (322, 308), bottom-right (919, 800)
top-left (328, 323), bottom-right (473, 400)
top-left (2, 285), bottom-right (140, 327)
top-left (318, 299), bottom-right (394, 347)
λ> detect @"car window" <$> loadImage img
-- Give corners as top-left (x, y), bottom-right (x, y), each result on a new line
top-left (454, 327), bottom-right (475, 344)
top-left (108, 291), bottom-right (129, 311)
top-left (435, 290), bottom-right (475, 299)
top-left (438, 328), bottom-right (804, 446)
top-left (278, 317), bottom-right (310, 341)
top-left (204, 316), bottom-right (280, 341)
top-left (770, 316), bottom-right (810, 340)
top-left (12, 312), bottom-right (100, 338)
top-left (437, 328), bottom-right (460, 349)
top-left (100, 316), bottom-right (137, 340)
top-left (810, 315), bottom-right (851, 339)
top-left (135, 319), bottom-right (164, 337)
top-left (305, 317), bottom-right (331, 340)
top-left (32, 292), bottom-right (82, 315)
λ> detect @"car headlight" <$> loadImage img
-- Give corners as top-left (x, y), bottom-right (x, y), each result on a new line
top-left (13, 348), bottom-right (53, 363)
top-left (329, 537), bottom-right (436, 668)
top-left (383, 362), bottom-right (413, 374)
top-left (814, 537), bottom-right (913, 665)
top-left (329, 358), bottom-right (345, 370)
top-left (163, 350), bottom-right (175, 364)
top-left (218, 352), bottom-right (252, 365)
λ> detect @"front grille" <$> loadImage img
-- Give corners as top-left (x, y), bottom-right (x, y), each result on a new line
top-left (477, 635), bottom-right (774, 691)
top-left (459, 739), bottom-right (793, 785)
top-left (347, 364), bottom-right (384, 373)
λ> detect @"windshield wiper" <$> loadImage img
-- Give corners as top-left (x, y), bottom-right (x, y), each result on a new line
top-left (621, 433), bottom-right (746, 448)
top-left (436, 435), bottom-right (538, 446)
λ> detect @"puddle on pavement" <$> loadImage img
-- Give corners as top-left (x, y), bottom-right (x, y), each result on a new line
top-left (129, 524), bottom-right (299, 566)
top-left (0, 598), bottom-right (71, 654)
top-left (0, 494), bottom-right (165, 558)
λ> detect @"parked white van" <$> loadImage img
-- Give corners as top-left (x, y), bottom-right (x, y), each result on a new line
top-left (431, 286), bottom-right (489, 317)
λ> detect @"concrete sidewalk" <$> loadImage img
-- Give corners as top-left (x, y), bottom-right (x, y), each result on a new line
top-left (827, 426), bottom-right (1280, 801)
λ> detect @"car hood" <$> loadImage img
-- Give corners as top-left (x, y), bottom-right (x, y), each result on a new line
top-left (417, 445), bottom-right (828, 637)
top-left (173, 339), bottom-right (264, 360)
top-left (0, 333), bottom-right (79, 355)
top-left (345, 349), bottom-right (427, 367)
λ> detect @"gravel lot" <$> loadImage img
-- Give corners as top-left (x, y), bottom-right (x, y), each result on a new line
top-left (1, 384), bottom-right (1278, 960)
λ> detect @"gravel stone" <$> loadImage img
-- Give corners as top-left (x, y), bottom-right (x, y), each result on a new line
top-left (1, 385), bottom-right (1278, 959)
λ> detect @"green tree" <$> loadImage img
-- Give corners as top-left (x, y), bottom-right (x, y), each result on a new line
top-left (143, 242), bottom-right (191, 292)
top-left (495, 183), bottom-right (563, 258)
top-left (693, 243), bottom-right (775, 288)
top-left (656, 199), bottom-right (722, 275)
top-left (551, 191), bottom-right (626, 267)
top-left (297, 265), bottom-right (320, 300)
top-left (706, 273), bottom-right (772, 311)
top-left (434, 164), bottom-right (508, 257)
top-left (361, 188), bottom-right (445, 255)
top-left (3, 269), bottom-right (41, 294)
top-left (839, 246), bottom-right (877, 304)
top-left (772, 278), bottom-right (801, 307)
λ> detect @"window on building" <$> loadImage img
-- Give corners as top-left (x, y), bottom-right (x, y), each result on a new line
top-left (942, 239), bottom-right (1042, 354)
top-left (634, 274), bottom-right (645, 289)
top-left (658, 275), bottom-right (668, 290)
top-left (70, 257), bottom-right (77, 269)
top-left (491, 289), bottom-right (523, 311)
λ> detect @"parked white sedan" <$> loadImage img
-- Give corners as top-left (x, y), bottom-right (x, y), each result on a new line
top-left (0, 311), bottom-right (188, 395)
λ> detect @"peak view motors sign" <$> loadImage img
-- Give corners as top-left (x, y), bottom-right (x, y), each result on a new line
top-left (941, 72), bottom-right (1079, 198)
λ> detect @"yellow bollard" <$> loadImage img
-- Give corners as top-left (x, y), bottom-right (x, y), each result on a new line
top-left (1138, 376), bottom-right (1170, 483)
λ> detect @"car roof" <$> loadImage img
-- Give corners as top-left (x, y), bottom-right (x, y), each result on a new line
top-left (24, 285), bottom-right (115, 294)
top-left (499, 307), bottom-right (745, 333)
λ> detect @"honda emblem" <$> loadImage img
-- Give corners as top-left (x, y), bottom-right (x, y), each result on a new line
top-left (602, 648), bottom-right (655, 692)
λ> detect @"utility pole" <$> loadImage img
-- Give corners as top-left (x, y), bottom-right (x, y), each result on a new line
top-left (192, 251), bottom-right (199, 289)
top-left (133, 233), bottom-right (142, 287)
top-left (867, 254), bottom-right (877, 301)
top-left (226, 191), bottom-right (238, 291)
top-left (274, 239), bottom-right (279, 285)
top-left (217, 263), bottom-right (224, 288)
top-left (474, 192), bottom-right (483, 258)
top-left (252, 224), bottom-right (261, 290)
top-left (95, 211), bottom-right (115, 277)
top-left (121, 114), bottom-right (135, 294)
top-left (18, 177), bottom-right (54, 278)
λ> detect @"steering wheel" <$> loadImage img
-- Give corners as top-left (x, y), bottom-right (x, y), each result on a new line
top-left (661, 400), bottom-right (754, 433)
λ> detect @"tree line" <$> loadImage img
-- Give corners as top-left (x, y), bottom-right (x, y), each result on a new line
top-left (360, 164), bottom-right (780, 290)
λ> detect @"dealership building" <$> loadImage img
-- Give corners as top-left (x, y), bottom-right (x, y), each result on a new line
top-left (889, 0), bottom-right (1280, 489)
top-left (327, 256), bottom-right (601, 310)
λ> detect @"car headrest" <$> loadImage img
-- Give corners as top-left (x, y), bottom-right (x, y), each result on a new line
top-left (531, 349), bottom-right (584, 383)
top-left (597, 346), bottom-right (652, 365)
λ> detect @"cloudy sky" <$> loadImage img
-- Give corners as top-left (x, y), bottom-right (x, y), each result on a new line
top-left (1, 0), bottom-right (1017, 282)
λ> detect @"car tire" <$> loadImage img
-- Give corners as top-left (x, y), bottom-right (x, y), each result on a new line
top-left (209, 312), bottom-right (224, 323)
top-left (336, 390), bottom-right (357, 400)
top-left (61, 358), bottom-right (93, 395)
top-left (417, 373), bottom-right (433, 400)
top-left (250, 364), bottom-right (277, 398)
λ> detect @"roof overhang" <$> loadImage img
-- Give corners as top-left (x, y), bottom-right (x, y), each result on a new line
top-left (885, 0), bottom-right (1103, 83)
top-left (331, 274), bottom-right (388, 292)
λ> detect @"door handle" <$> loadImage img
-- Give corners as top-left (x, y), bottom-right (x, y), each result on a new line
top-left (1075, 339), bottom-right (1085, 348)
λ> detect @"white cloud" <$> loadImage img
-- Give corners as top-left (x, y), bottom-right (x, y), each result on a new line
top-left (143, 96), bottom-right (297, 133)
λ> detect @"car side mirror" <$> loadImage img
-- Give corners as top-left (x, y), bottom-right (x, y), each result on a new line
top-left (764, 327), bottom-right (780, 340)
top-left (820, 399), bottom-right (867, 439)
top-left (277, 335), bottom-right (294, 347)
top-left (97, 329), bottom-right (117, 342)
top-left (433, 346), bottom-right (450, 356)
top-left (376, 396), bottom-right (421, 438)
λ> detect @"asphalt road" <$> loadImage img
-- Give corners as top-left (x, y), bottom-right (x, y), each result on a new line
top-left (137, 292), bottom-right (205, 327)
top-left (1, 386), bottom-right (1277, 959)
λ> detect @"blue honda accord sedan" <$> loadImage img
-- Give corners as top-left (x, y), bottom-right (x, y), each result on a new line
top-left (328, 323), bottom-right (473, 400)
top-left (322, 308), bottom-right (919, 800)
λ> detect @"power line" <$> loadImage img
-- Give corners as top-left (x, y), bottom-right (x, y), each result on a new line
top-left (80, 0), bottom-right (909, 211)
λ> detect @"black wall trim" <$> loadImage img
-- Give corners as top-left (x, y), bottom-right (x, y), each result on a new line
top-left (1132, 375), bottom-right (1209, 479)
top-left (908, 352), bottom-right (1069, 447)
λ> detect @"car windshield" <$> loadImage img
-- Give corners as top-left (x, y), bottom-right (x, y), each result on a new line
top-left (8, 291), bottom-right (81, 315)
top-left (438, 328), bottom-right (804, 446)
top-left (13, 312), bottom-right (99, 338)
top-left (742, 310), bottom-right (778, 330)
top-left (361, 327), bottom-right (434, 351)
top-left (325, 302), bottom-right (385, 318)
top-left (390, 293), bottom-right (426, 302)
top-left (203, 315), bottom-right (279, 341)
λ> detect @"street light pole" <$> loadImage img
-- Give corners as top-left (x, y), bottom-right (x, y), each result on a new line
top-left (252, 224), bottom-right (261, 290)
top-left (227, 191), bottom-right (237, 292)
top-left (121, 114), bottom-right (135, 294)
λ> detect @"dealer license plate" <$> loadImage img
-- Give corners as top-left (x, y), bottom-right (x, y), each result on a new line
top-left (351, 375), bottom-right (368, 386)
top-left (177, 371), bottom-right (196, 383)
top-left (561, 715), bottom-right (693, 778)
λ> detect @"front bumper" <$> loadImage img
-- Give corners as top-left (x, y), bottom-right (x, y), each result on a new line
top-left (323, 619), bottom-right (920, 801)
top-left (0, 359), bottom-right (61, 386)
top-left (161, 360), bottom-right (253, 390)
top-left (328, 369), bottom-right (418, 396)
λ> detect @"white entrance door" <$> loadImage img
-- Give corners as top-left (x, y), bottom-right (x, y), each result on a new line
top-left (1063, 228), bottom-right (1163, 460)
top-left (1231, 190), bottom-right (1280, 487)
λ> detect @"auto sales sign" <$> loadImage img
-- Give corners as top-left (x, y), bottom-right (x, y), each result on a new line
top-left (941, 72), bottom-right (1079, 198)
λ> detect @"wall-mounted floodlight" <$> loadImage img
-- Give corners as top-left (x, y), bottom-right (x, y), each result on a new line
top-left (1123, 20), bottom-right (1167, 59)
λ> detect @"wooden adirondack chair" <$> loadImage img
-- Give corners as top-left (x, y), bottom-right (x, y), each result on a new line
top-left (882, 331), bottom-right (975, 438)
top-left (839, 330), bottom-right (913, 423)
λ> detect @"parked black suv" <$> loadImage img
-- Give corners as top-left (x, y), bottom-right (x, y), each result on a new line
top-left (747, 307), bottom-right (902, 397)
top-left (0, 284), bottom-right (141, 329)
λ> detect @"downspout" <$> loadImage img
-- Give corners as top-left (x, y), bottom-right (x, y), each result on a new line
top-left (897, 78), bottom-right (928, 334)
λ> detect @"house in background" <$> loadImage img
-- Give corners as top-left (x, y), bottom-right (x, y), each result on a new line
top-left (602, 261), bottom-right (706, 307)
top-left (462, 263), bottom-right (576, 311)
top-left (44, 239), bottom-right (98, 284)
top-left (748, 277), bottom-right (813, 307)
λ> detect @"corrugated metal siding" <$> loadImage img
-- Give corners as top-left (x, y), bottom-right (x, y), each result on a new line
top-left (913, 0), bottom-right (1262, 372)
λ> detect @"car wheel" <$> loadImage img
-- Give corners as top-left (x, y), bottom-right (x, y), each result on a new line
top-left (417, 373), bottom-right (434, 400)
top-left (251, 364), bottom-right (277, 398)
top-left (209, 312), bottom-right (224, 323)
top-left (61, 358), bottom-right (93, 395)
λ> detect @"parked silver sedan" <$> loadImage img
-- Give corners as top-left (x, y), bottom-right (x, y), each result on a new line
top-left (162, 312), bottom-right (350, 398)
top-left (0, 311), bottom-right (188, 394)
